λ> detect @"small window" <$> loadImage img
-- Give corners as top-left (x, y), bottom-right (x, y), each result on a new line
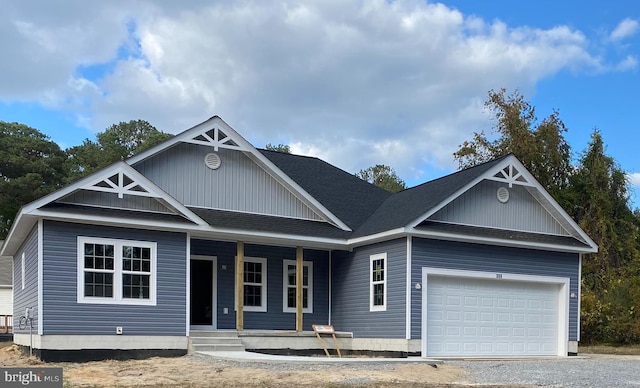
top-left (236, 257), bottom-right (267, 312)
top-left (77, 237), bottom-right (156, 305)
top-left (370, 253), bottom-right (387, 312)
top-left (282, 260), bottom-right (313, 313)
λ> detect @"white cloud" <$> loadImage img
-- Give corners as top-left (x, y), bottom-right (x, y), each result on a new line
top-left (610, 18), bottom-right (639, 41)
top-left (628, 173), bottom-right (640, 187)
top-left (615, 55), bottom-right (638, 72)
top-left (0, 0), bottom-right (623, 183)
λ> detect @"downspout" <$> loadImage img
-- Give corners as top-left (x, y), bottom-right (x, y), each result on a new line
top-left (328, 250), bottom-right (332, 325)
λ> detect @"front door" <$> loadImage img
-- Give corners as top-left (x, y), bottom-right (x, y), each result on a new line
top-left (190, 256), bottom-right (217, 329)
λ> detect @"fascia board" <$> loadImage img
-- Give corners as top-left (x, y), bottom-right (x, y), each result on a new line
top-left (409, 228), bottom-right (597, 254)
top-left (30, 210), bottom-right (348, 250)
top-left (0, 213), bottom-right (36, 257)
top-left (346, 228), bottom-right (407, 248)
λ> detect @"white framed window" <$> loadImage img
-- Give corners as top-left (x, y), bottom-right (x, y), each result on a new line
top-left (236, 257), bottom-right (267, 312)
top-left (282, 260), bottom-right (313, 313)
top-left (370, 253), bottom-right (387, 312)
top-left (77, 236), bottom-right (157, 305)
top-left (21, 252), bottom-right (25, 290)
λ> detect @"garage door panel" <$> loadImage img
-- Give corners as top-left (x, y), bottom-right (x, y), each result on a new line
top-left (426, 275), bottom-right (560, 357)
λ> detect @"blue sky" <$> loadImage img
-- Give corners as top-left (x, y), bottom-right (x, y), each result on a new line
top-left (1, 1), bottom-right (638, 205)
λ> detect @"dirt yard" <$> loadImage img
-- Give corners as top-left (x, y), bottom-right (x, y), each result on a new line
top-left (0, 342), bottom-right (470, 387)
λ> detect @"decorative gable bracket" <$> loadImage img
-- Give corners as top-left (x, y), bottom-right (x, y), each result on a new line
top-left (82, 171), bottom-right (156, 199)
top-left (182, 125), bottom-right (248, 152)
top-left (487, 163), bottom-right (531, 188)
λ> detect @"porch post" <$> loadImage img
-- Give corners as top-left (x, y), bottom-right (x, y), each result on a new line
top-left (236, 241), bottom-right (244, 331)
top-left (296, 246), bottom-right (303, 332)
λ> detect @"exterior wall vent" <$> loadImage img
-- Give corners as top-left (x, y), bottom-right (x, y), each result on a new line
top-left (204, 153), bottom-right (221, 170)
top-left (497, 187), bottom-right (509, 203)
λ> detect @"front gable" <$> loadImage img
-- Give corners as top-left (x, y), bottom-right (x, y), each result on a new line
top-left (409, 155), bottom-right (597, 253)
top-left (127, 116), bottom-right (350, 230)
top-left (133, 143), bottom-right (324, 221)
top-left (428, 179), bottom-right (569, 236)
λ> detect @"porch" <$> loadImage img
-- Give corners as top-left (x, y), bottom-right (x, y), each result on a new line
top-left (188, 330), bottom-right (418, 358)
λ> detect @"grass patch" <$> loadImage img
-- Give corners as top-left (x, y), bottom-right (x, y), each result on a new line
top-left (579, 344), bottom-right (640, 355)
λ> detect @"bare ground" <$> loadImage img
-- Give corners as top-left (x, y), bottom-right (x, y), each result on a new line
top-left (0, 342), bottom-right (471, 387)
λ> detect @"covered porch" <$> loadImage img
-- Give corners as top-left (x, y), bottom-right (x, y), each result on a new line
top-left (188, 238), bottom-right (335, 334)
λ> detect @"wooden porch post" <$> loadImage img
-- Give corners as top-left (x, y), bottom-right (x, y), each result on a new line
top-left (236, 241), bottom-right (244, 331)
top-left (296, 246), bottom-right (303, 332)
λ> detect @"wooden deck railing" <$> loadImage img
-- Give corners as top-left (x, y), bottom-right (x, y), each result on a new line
top-left (1, 315), bottom-right (12, 333)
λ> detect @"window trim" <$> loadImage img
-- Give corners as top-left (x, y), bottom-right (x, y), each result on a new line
top-left (77, 236), bottom-right (157, 306)
top-left (370, 253), bottom-right (387, 312)
top-left (282, 259), bottom-right (313, 313)
top-left (235, 257), bottom-right (268, 312)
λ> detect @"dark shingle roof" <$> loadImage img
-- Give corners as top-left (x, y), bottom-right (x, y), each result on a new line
top-left (416, 221), bottom-right (591, 248)
top-left (351, 155), bottom-right (510, 238)
top-left (189, 207), bottom-right (352, 239)
top-left (42, 203), bottom-right (194, 224)
top-left (259, 149), bottom-right (391, 231)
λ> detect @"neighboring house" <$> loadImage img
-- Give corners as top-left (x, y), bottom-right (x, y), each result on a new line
top-left (0, 116), bottom-right (597, 361)
top-left (0, 240), bottom-right (13, 326)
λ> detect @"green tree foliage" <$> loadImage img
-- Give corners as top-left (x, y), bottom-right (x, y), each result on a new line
top-left (265, 143), bottom-right (291, 153)
top-left (356, 164), bottom-right (406, 193)
top-left (454, 89), bottom-right (640, 344)
top-left (454, 89), bottom-right (572, 203)
top-left (66, 120), bottom-right (172, 181)
top-left (571, 131), bottom-right (640, 344)
top-left (0, 122), bottom-right (68, 237)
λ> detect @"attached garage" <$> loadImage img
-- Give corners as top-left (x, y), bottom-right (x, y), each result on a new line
top-left (422, 268), bottom-right (569, 357)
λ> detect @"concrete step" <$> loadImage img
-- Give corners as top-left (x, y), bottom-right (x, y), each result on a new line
top-left (189, 330), bottom-right (239, 337)
top-left (189, 337), bottom-right (243, 345)
top-left (189, 331), bottom-right (245, 352)
top-left (192, 343), bottom-right (246, 352)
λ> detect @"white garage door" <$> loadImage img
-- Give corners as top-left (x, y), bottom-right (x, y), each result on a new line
top-left (426, 275), bottom-right (560, 357)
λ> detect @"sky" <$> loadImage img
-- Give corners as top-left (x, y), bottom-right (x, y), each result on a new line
top-left (1, 0), bottom-right (639, 204)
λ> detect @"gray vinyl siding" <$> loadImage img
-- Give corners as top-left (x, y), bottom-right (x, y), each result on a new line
top-left (134, 143), bottom-right (323, 221)
top-left (13, 225), bottom-right (39, 334)
top-left (41, 221), bottom-right (187, 335)
top-left (58, 190), bottom-right (175, 214)
top-left (331, 239), bottom-right (406, 338)
top-left (410, 238), bottom-right (580, 341)
top-left (429, 180), bottom-right (568, 236)
top-left (191, 240), bottom-right (329, 331)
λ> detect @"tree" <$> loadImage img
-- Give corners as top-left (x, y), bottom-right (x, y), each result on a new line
top-left (453, 89), bottom-right (572, 202)
top-left (454, 89), bottom-right (640, 344)
top-left (356, 164), bottom-right (406, 193)
top-left (265, 143), bottom-right (291, 153)
top-left (0, 122), bottom-right (68, 237)
top-left (66, 120), bottom-right (173, 181)
top-left (570, 131), bottom-right (640, 343)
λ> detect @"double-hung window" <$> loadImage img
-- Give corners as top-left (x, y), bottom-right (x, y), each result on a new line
top-left (238, 257), bottom-right (267, 312)
top-left (282, 260), bottom-right (313, 313)
top-left (77, 237), bottom-right (156, 305)
top-left (370, 253), bottom-right (387, 311)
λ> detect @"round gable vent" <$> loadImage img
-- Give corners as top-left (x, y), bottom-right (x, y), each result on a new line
top-left (204, 153), bottom-right (221, 170)
top-left (497, 187), bottom-right (509, 203)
